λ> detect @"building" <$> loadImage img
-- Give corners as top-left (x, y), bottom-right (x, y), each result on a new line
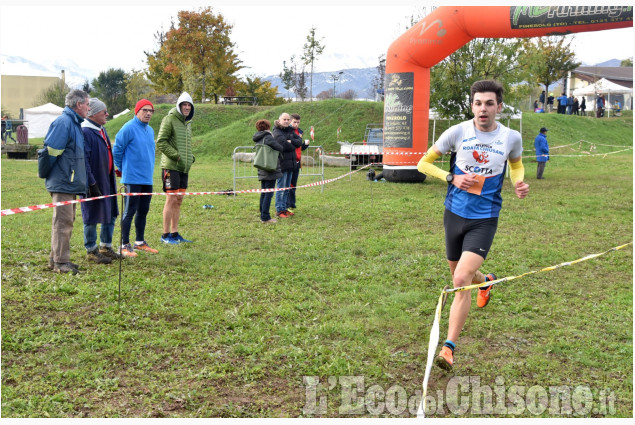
top-left (1, 71), bottom-right (65, 118)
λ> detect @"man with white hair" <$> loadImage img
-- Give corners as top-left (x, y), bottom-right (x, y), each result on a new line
top-left (41, 89), bottom-right (90, 274)
top-left (81, 98), bottom-right (121, 264)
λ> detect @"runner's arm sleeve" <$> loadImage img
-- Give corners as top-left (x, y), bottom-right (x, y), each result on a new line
top-left (508, 158), bottom-right (525, 185)
top-left (416, 148), bottom-right (450, 182)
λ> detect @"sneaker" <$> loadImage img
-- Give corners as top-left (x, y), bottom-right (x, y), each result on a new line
top-left (276, 211), bottom-right (289, 218)
top-left (99, 246), bottom-right (123, 260)
top-left (120, 243), bottom-right (138, 258)
top-left (284, 210), bottom-right (295, 216)
top-left (261, 218), bottom-right (278, 224)
top-left (161, 234), bottom-right (180, 245)
top-left (134, 241), bottom-right (158, 254)
top-left (53, 262), bottom-right (79, 275)
top-left (476, 273), bottom-right (496, 308)
top-left (172, 233), bottom-right (192, 243)
top-left (87, 248), bottom-right (112, 264)
top-left (435, 346), bottom-right (454, 371)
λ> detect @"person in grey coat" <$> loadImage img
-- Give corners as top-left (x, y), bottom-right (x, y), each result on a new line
top-left (253, 119), bottom-right (285, 223)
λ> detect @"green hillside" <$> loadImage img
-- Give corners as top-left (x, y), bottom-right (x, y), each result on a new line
top-left (104, 100), bottom-right (632, 159)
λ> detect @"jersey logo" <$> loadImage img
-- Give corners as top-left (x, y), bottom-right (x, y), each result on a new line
top-left (472, 150), bottom-right (490, 164)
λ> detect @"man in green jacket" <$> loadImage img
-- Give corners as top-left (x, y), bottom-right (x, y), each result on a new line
top-left (157, 92), bottom-right (195, 244)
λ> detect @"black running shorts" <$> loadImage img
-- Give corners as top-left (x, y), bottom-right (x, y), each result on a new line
top-left (162, 169), bottom-right (188, 191)
top-left (443, 209), bottom-right (498, 261)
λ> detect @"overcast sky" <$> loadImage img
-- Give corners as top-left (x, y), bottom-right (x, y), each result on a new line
top-left (0, 0), bottom-right (633, 80)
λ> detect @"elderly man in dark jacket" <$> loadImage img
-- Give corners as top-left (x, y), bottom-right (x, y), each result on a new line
top-left (41, 89), bottom-right (90, 274)
top-left (81, 98), bottom-right (120, 264)
top-left (272, 112), bottom-right (303, 218)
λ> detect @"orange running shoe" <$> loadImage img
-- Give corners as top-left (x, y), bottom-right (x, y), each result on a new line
top-left (134, 241), bottom-right (158, 254)
top-left (435, 346), bottom-right (454, 371)
top-left (476, 273), bottom-right (496, 308)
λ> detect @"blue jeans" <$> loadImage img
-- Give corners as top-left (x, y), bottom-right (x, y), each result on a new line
top-left (259, 179), bottom-right (276, 221)
top-left (84, 216), bottom-right (117, 251)
top-left (289, 166), bottom-right (300, 209)
top-left (275, 171), bottom-right (293, 213)
top-left (121, 184), bottom-right (153, 244)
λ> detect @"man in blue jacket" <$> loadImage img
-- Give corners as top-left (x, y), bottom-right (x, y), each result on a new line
top-left (113, 99), bottom-right (159, 257)
top-left (81, 98), bottom-right (120, 265)
top-left (534, 127), bottom-right (549, 179)
top-left (43, 89), bottom-right (90, 274)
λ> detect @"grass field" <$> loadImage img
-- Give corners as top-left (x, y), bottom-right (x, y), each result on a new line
top-left (1, 109), bottom-right (632, 417)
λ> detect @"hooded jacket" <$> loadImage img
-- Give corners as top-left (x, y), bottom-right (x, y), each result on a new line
top-left (157, 92), bottom-right (195, 173)
top-left (43, 106), bottom-right (87, 194)
top-left (272, 120), bottom-right (303, 172)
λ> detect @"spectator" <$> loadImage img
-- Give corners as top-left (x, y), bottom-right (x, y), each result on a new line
top-left (539, 90), bottom-right (545, 108)
top-left (272, 112), bottom-right (303, 218)
top-left (288, 113), bottom-right (309, 212)
top-left (81, 98), bottom-right (121, 265)
top-left (546, 93), bottom-right (554, 113)
top-left (572, 97), bottom-right (579, 115)
top-left (580, 96), bottom-right (586, 116)
top-left (113, 99), bottom-right (159, 257)
top-left (534, 127), bottom-right (549, 179)
top-left (42, 89), bottom-right (90, 274)
top-left (557, 93), bottom-right (567, 114)
top-left (157, 92), bottom-right (195, 245)
top-left (566, 95), bottom-right (574, 115)
top-left (253, 119), bottom-right (285, 223)
top-left (596, 95), bottom-right (605, 118)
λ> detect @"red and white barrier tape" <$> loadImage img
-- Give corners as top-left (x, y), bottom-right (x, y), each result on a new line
top-left (1, 165), bottom-right (372, 217)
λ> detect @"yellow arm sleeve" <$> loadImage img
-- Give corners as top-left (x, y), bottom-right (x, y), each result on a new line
top-left (417, 149), bottom-right (450, 182)
top-left (509, 159), bottom-right (525, 185)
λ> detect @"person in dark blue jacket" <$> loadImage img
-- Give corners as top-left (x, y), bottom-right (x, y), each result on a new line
top-left (534, 127), bottom-right (549, 179)
top-left (43, 89), bottom-right (90, 274)
top-left (81, 98), bottom-right (120, 265)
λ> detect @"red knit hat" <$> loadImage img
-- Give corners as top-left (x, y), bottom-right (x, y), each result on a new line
top-left (135, 99), bottom-right (154, 115)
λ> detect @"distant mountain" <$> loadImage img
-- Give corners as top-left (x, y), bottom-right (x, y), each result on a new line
top-left (0, 54), bottom-right (96, 88)
top-left (264, 67), bottom-right (381, 100)
top-left (587, 59), bottom-right (622, 67)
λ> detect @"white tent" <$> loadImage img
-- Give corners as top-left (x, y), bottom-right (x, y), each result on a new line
top-left (572, 78), bottom-right (632, 117)
top-left (572, 78), bottom-right (632, 96)
top-left (22, 103), bottom-right (64, 138)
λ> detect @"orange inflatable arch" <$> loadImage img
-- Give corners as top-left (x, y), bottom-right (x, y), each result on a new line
top-left (383, 6), bottom-right (633, 182)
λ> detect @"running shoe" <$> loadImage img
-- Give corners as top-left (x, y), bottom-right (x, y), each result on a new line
top-left (261, 218), bottom-right (278, 224)
top-left (284, 210), bottom-right (295, 216)
top-left (476, 273), bottom-right (497, 308)
top-left (435, 346), bottom-right (454, 371)
top-left (161, 235), bottom-right (180, 245)
top-left (172, 233), bottom-right (192, 243)
top-left (120, 243), bottom-right (138, 258)
top-left (276, 211), bottom-right (289, 218)
top-left (134, 241), bottom-right (158, 254)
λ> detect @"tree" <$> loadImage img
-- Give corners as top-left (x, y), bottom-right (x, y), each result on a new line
top-left (315, 90), bottom-right (332, 100)
top-left (145, 22), bottom-right (184, 97)
top-left (621, 57), bottom-right (633, 67)
top-left (338, 89), bottom-right (357, 100)
top-left (522, 36), bottom-right (580, 97)
top-left (235, 74), bottom-right (283, 106)
top-left (279, 59), bottom-right (295, 101)
top-left (125, 70), bottom-right (152, 109)
top-left (302, 26), bottom-right (325, 101)
top-left (81, 80), bottom-right (92, 94)
top-left (430, 38), bottom-right (530, 119)
top-left (159, 7), bottom-right (242, 103)
top-left (369, 54), bottom-right (386, 101)
top-left (36, 80), bottom-right (70, 107)
top-left (295, 67), bottom-right (308, 102)
top-left (92, 68), bottom-right (127, 115)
